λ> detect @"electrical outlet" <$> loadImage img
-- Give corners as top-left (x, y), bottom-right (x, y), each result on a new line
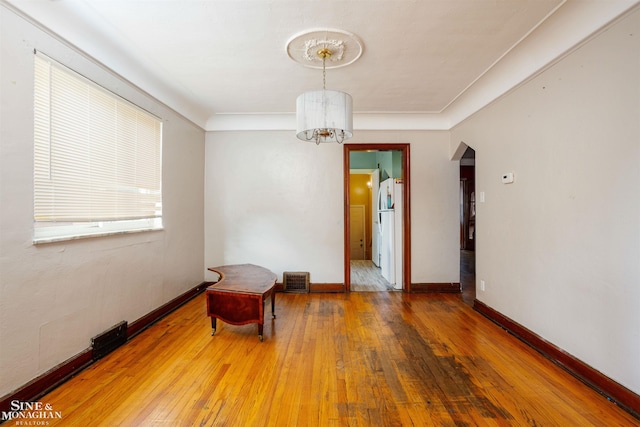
top-left (479, 280), bottom-right (486, 292)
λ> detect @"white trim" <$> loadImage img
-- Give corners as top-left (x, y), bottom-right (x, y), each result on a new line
top-left (33, 218), bottom-right (163, 244)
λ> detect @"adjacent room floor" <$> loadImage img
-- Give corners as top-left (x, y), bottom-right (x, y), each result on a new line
top-left (350, 259), bottom-right (394, 291)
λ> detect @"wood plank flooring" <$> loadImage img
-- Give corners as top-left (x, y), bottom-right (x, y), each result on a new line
top-left (350, 260), bottom-right (394, 292)
top-left (460, 250), bottom-right (476, 306)
top-left (27, 292), bottom-right (637, 426)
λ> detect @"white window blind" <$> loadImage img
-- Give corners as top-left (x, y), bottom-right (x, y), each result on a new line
top-left (34, 52), bottom-right (162, 242)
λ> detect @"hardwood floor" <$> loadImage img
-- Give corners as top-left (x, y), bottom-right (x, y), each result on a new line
top-left (30, 292), bottom-right (637, 426)
top-left (460, 250), bottom-right (476, 306)
top-left (350, 260), bottom-right (394, 291)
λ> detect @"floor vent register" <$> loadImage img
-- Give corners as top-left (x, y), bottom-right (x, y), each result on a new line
top-left (283, 272), bottom-right (310, 293)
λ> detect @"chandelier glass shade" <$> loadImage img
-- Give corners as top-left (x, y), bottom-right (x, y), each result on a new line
top-left (296, 89), bottom-right (353, 144)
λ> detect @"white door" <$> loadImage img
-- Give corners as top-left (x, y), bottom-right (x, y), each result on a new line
top-left (349, 205), bottom-right (366, 260)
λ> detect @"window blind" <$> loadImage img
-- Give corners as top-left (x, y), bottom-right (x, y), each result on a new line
top-left (34, 53), bottom-right (162, 231)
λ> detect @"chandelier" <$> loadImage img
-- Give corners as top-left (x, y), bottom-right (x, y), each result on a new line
top-left (287, 29), bottom-right (362, 145)
top-left (296, 48), bottom-right (352, 144)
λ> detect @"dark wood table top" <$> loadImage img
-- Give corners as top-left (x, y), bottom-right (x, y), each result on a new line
top-left (207, 264), bottom-right (277, 295)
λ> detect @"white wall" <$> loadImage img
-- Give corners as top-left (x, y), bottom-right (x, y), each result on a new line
top-left (204, 131), bottom-right (345, 283)
top-left (204, 130), bottom-right (460, 285)
top-left (0, 6), bottom-right (205, 397)
top-left (451, 8), bottom-right (640, 394)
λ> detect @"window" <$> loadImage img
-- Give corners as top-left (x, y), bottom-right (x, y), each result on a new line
top-left (33, 52), bottom-right (162, 243)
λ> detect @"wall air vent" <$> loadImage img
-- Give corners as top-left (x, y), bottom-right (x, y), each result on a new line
top-left (283, 272), bottom-right (310, 293)
top-left (91, 320), bottom-right (128, 360)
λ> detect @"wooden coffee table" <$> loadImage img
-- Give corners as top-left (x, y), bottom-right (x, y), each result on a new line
top-left (206, 264), bottom-right (277, 341)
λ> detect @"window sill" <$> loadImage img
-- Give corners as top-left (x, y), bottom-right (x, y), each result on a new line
top-left (33, 224), bottom-right (164, 245)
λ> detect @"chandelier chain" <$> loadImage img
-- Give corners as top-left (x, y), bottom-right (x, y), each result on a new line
top-left (322, 55), bottom-right (326, 90)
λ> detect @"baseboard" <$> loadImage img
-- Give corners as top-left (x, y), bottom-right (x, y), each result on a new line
top-left (0, 349), bottom-right (93, 419)
top-left (310, 283), bottom-right (345, 293)
top-left (128, 281), bottom-right (209, 338)
top-left (278, 282), bottom-right (462, 294)
top-left (0, 281), bottom-right (208, 416)
top-left (410, 282), bottom-right (461, 293)
top-left (274, 282), bottom-right (345, 293)
top-left (474, 299), bottom-right (640, 419)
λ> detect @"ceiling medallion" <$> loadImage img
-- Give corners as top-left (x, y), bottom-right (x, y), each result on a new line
top-left (286, 28), bottom-right (363, 69)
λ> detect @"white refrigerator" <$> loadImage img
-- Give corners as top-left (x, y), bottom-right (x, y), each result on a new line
top-left (377, 178), bottom-right (403, 289)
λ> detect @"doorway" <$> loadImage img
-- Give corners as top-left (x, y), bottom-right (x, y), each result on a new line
top-left (343, 144), bottom-right (411, 292)
top-left (459, 146), bottom-right (476, 305)
top-left (349, 170), bottom-right (387, 291)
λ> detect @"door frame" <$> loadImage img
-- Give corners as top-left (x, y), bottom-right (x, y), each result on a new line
top-left (343, 143), bottom-right (411, 292)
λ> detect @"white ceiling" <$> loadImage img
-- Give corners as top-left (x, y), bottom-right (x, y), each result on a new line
top-left (4, 0), bottom-right (638, 130)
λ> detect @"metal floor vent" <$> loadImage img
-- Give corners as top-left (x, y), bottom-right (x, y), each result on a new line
top-left (283, 271), bottom-right (310, 293)
top-left (91, 320), bottom-right (128, 360)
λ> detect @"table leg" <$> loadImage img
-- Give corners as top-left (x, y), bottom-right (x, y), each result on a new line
top-left (211, 317), bottom-right (217, 336)
top-left (271, 291), bottom-right (276, 319)
top-left (258, 323), bottom-right (264, 342)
